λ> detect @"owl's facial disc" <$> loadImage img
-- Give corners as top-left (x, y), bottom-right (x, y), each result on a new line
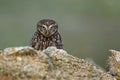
top-left (40, 24), bottom-right (54, 37)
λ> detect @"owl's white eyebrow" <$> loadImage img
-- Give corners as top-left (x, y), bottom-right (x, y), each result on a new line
top-left (42, 25), bottom-right (47, 29)
top-left (49, 24), bottom-right (55, 29)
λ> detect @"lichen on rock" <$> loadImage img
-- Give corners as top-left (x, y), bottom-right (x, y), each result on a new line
top-left (0, 46), bottom-right (116, 80)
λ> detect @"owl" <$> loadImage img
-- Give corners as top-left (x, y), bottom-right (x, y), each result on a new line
top-left (30, 19), bottom-right (63, 50)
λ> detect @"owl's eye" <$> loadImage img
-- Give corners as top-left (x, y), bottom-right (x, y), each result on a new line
top-left (41, 26), bottom-right (46, 30)
top-left (49, 26), bottom-right (54, 30)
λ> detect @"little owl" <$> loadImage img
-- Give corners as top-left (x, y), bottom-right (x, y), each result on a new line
top-left (30, 19), bottom-right (63, 50)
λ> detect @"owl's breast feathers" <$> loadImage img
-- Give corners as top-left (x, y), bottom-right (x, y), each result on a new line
top-left (30, 31), bottom-right (63, 50)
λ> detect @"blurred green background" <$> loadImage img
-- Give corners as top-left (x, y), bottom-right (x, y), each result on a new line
top-left (0, 0), bottom-right (120, 68)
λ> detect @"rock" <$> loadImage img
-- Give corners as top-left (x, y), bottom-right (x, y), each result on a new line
top-left (107, 49), bottom-right (120, 80)
top-left (0, 46), bottom-right (115, 80)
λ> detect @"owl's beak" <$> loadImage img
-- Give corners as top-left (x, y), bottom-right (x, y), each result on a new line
top-left (45, 30), bottom-right (50, 36)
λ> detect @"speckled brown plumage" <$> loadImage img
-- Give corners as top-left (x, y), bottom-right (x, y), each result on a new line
top-left (30, 19), bottom-right (63, 50)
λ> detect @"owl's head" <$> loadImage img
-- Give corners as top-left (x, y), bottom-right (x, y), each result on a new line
top-left (37, 19), bottom-right (58, 37)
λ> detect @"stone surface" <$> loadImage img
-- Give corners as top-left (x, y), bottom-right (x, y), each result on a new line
top-left (0, 46), bottom-right (116, 80)
top-left (107, 49), bottom-right (120, 80)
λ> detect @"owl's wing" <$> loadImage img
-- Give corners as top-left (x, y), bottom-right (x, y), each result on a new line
top-left (30, 32), bottom-right (41, 50)
top-left (30, 32), bottom-right (37, 47)
top-left (56, 33), bottom-right (64, 49)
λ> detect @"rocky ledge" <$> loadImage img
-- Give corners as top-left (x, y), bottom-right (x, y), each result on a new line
top-left (0, 46), bottom-right (119, 80)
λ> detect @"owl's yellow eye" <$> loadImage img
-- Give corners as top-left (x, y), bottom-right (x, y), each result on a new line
top-left (49, 26), bottom-right (54, 30)
top-left (49, 24), bottom-right (55, 31)
top-left (41, 26), bottom-right (46, 30)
